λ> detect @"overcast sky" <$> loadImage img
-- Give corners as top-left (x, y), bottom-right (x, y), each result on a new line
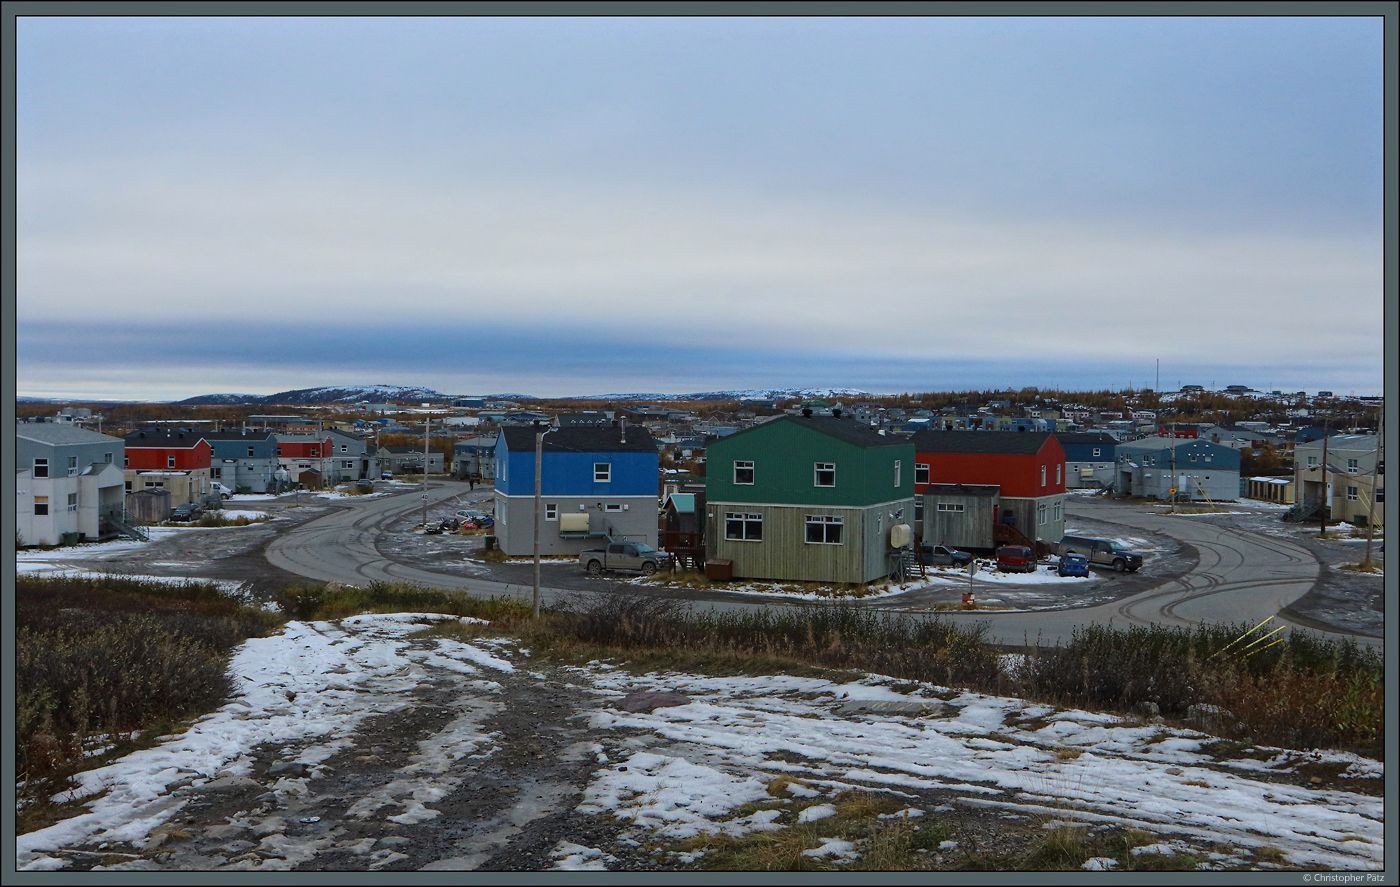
top-left (15, 15), bottom-right (1385, 400)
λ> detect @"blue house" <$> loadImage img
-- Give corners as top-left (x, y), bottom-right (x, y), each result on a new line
top-left (1053, 432), bottom-right (1118, 489)
top-left (202, 430), bottom-right (281, 493)
top-left (492, 423), bottom-right (659, 556)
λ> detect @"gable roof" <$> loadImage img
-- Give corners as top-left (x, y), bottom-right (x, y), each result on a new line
top-left (911, 430), bottom-right (1056, 455)
top-left (1051, 432), bottom-right (1118, 446)
top-left (500, 424), bottom-right (658, 454)
top-left (199, 430), bottom-right (277, 441)
top-left (17, 425), bottom-right (124, 447)
top-left (123, 429), bottom-right (211, 448)
top-left (719, 415), bottom-right (905, 449)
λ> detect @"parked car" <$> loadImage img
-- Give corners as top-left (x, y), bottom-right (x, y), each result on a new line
top-left (995, 545), bottom-right (1037, 573)
top-left (169, 504), bottom-right (203, 522)
top-left (1057, 553), bottom-right (1090, 577)
top-left (209, 482), bottom-right (235, 500)
top-left (920, 543), bottom-right (973, 567)
top-left (579, 541), bottom-right (671, 576)
top-left (1055, 535), bottom-right (1143, 573)
top-left (454, 509), bottom-right (489, 523)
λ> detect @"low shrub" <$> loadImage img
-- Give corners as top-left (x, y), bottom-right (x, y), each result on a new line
top-left (15, 576), bottom-right (280, 824)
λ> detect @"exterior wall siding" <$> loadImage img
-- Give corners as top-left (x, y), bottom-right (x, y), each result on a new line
top-left (705, 499), bottom-right (911, 584)
top-left (920, 490), bottom-right (998, 549)
top-left (495, 438), bottom-right (658, 498)
top-left (706, 421), bottom-right (913, 508)
top-left (124, 440), bottom-right (212, 471)
top-left (493, 492), bottom-right (657, 556)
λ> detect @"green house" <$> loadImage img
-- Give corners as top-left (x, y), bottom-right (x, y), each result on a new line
top-left (704, 416), bottom-right (915, 584)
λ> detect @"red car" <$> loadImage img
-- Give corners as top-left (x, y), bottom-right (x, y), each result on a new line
top-left (996, 545), bottom-right (1037, 573)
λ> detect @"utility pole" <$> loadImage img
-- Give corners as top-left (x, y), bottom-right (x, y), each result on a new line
top-left (1169, 439), bottom-right (1177, 514)
top-left (1320, 418), bottom-right (1330, 537)
top-left (532, 423), bottom-right (550, 619)
top-left (1364, 406), bottom-right (1381, 567)
top-left (422, 417), bottom-right (430, 530)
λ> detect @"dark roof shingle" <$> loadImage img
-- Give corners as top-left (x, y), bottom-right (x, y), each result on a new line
top-left (910, 430), bottom-right (1056, 455)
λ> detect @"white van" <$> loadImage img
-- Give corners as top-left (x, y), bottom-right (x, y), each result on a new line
top-left (210, 482), bottom-right (235, 499)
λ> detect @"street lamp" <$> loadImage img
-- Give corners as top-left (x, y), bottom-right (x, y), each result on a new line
top-left (532, 422), bottom-right (557, 619)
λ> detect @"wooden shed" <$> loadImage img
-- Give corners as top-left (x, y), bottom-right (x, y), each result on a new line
top-left (921, 483), bottom-right (1000, 551)
top-left (124, 488), bottom-right (172, 524)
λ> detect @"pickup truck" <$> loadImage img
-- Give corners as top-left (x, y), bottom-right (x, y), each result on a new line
top-left (580, 541), bottom-right (671, 576)
top-left (919, 543), bottom-right (973, 567)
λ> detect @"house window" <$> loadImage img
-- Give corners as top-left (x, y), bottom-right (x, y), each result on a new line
top-left (249, 447), bottom-right (256, 457)
top-left (894, 460), bottom-right (901, 487)
top-left (1037, 504), bottom-right (1047, 525)
top-left (594, 463), bottom-right (611, 483)
top-left (814, 463), bottom-right (836, 487)
top-left (805, 514), bottom-right (844, 544)
top-left (1091, 448), bottom-right (1101, 458)
top-left (33, 458), bottom-right (48, 478)
top-left (1347, 459), bottom-right (1359, 473)
top-left (167, 455), bottom-right (176, 468)
top-left (914, 502), bottom-right (924, 522)
top-left (104, 452), bottom-right (113, 463)
top-left (724, 511), bottom-right (763, 541)
top-left (1053, 500), bottom-right (1062, 521)
top-left (733, 460), bottom-right (754, 485)
top-left (1040, 465), bottom-right (1046, 486)
top-left (605, 503), bottom-right (623, 512)
top-left (340, 445), bottom-right (348, 453)
top-left (545, 503), bottom-right (557, 521)
top-left (915, 463), bottom-right (929, 485)
top-left (936, 503), bottom-right (964, 513)
top-left (1347, 486), bottom-right (1359, 501)
top-left (1055, 464), bottom-right (1061, 484)
top-left (310, 446), bottom-right (319, 456)
top-left (1190, 453), bottom-right (1198, 462)
top-left (68, 456), bottom-right (79, 475)
top-left (125, 481), bottom-right (132, 492)
top-left (1307, 455), bottom-right (1318, 467)
top-left (67, 493), bottom-right (78, 512)
top-left (34, 496), bottom-right (49, 515)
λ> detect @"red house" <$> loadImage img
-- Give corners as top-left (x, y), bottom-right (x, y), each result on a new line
top-left (122, 428), bottom-right (213, 471)
top-left (121, 428), bottom-right (214, 504)
top-left (910, 431), bottom-right (1067, 551)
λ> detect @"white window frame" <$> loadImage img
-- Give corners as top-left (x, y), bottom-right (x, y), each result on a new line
top-left (936, 502), bottom-right (964, 513)
top-left (804, 514), bottom-right (844, 545)
top-left (167, 455), bottom-right (176, 468)
top-left (1037, 503), bottom-right (1047, 525)
top-left (915, 462), bottom-right (929, 485)
top-left (1347, 459), bottom-right (1359, 473)
top-left (605, 503), bottom-right (623, 512)
top-left (1055, 464), bottom-right (1061, 484)
top-left (724, 511), bottom-right (763, 541)
top-left (733, 460), bottom-right (755, 485)
top-left (34, 495), bottom-right (49, 515)
top-left (893, 460), bottom-right (901, 487)
top-left (914, 502), bottom-right (924, 522)
top-left (67, 455), bottom-right (79, 475)
top-left (32, 458), bottom-right (48, 478)
top-left (1053, 500), bottom-right (1062, 522)
top-left (1346, 486), bottom-right (1359, 501)
top-left (814, 462), bottom-right (836, 488)
top-left (67, 492), bottom-right (78, 512)
top-left (1040, 465), bottom-right (1046, 486)
top-left (545, 503), bottom-right (558, 521)
top-left (594, 462), bottom-right (611, 483)
top-left (1091, 447), bottom-right (1101, 458)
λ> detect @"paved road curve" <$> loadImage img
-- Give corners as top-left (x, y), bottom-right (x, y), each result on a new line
top-left (267, 484), bottom-right (1378, 651)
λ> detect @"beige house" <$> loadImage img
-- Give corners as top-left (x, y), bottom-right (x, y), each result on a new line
top-left (1293, 434), bottom-right (1383, 526)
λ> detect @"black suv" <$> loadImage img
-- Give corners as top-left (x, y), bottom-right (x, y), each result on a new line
top-left (170, 504), bottom-right (203, 522)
